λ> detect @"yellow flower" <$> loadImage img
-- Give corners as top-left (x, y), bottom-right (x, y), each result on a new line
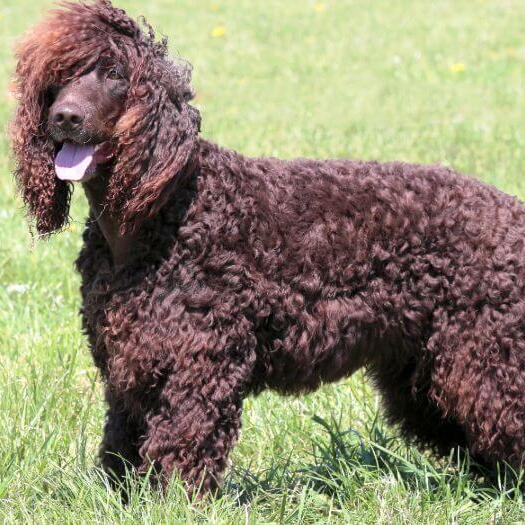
top-left (211, 25), bottom-right (226, 38)
top-left (449, 62), bottom-right (466, 73)
top-left (314, 3), bottom-right (326, 12)
top-left (211, 4), bottom-right (220, 12)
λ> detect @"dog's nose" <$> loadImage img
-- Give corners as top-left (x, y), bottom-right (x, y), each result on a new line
top-left (51, 105), bottom-right (84, 130)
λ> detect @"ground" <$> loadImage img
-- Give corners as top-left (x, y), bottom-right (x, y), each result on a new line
top-left (1, 0), bottom-right (525, 523)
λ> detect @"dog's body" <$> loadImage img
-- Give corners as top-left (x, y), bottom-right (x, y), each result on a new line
top-left (12, 1), bottom-right (525, 493)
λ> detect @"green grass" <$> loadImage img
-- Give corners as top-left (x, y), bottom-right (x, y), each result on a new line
top-left (1, 0), bottom-right (525, 522)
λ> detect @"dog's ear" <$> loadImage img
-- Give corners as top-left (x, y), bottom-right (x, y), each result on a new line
top-left (11, 48), bottom-right (72, 236)
top-left (110, 58), bottom-right (200, 234)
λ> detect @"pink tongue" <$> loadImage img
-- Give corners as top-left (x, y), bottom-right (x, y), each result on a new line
top-left (55, 142), bottom-right (96, 181)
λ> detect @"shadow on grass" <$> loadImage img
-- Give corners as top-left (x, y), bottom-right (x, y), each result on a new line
top-left (225, 414), bottom-right (524, 506)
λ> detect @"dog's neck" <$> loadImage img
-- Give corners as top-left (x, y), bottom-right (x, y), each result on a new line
top-left (82, 175), bottom-right (136, 267)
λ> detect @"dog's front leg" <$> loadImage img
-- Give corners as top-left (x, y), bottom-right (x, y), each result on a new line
top-left (137, 339), bottom-right (256, 495)
top-left (99, 391), bottom-right (145, 486)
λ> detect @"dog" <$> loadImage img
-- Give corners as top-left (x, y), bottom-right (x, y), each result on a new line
top-left (11, 0), bottom-right (525, 494)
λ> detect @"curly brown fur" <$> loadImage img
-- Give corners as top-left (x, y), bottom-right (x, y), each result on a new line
top-left (12, 0), bottom-right (525, 495)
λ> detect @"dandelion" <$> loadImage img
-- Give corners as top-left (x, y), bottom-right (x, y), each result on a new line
top-left (211, 4), bottom-right (220, 12)
top-left (211, 25), bottom-right (226, 38)
top-left (449, 62), bottom-right (466, 73)
top-left (314, 3), bottom-right (326, 12)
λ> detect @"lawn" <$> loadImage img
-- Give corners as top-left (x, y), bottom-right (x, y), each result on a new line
top-left (1, 0), bottom-right (525, 523)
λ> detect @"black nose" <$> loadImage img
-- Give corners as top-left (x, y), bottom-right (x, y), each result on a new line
top-left (51, 105), bottom-right (84, 130)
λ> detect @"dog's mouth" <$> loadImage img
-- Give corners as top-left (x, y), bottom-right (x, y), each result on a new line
top-left (54, 141), bottom-right (115, 182)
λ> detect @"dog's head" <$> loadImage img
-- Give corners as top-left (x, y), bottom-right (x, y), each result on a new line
top-left (11, 0), bottom-right (200, 235)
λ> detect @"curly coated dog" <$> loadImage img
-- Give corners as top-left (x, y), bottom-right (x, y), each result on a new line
top-left (11, 0), bottom-right (525, 494)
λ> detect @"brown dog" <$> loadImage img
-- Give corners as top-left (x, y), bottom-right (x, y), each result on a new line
top-left (12, 0), bottom-right (525, 494)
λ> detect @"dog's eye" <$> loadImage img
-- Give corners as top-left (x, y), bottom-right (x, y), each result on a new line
top-left (47, 85), bottom-right (60, 100)
top-left (106, 68), bottom-right (124, 81)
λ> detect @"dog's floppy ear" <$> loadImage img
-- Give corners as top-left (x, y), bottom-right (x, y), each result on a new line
top-left (110, 57), bottom-right (200, 234)
top-left (11, 43), bottom-right (73, 236)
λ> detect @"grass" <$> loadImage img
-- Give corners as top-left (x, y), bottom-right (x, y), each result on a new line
top-left (1, 0), bottom-right (525, 522)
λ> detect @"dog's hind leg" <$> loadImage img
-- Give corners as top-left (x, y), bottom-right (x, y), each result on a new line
top-left (429, 332), bottom-right (525, 472)
top-left (369, 357), bottom-right (468, 456)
